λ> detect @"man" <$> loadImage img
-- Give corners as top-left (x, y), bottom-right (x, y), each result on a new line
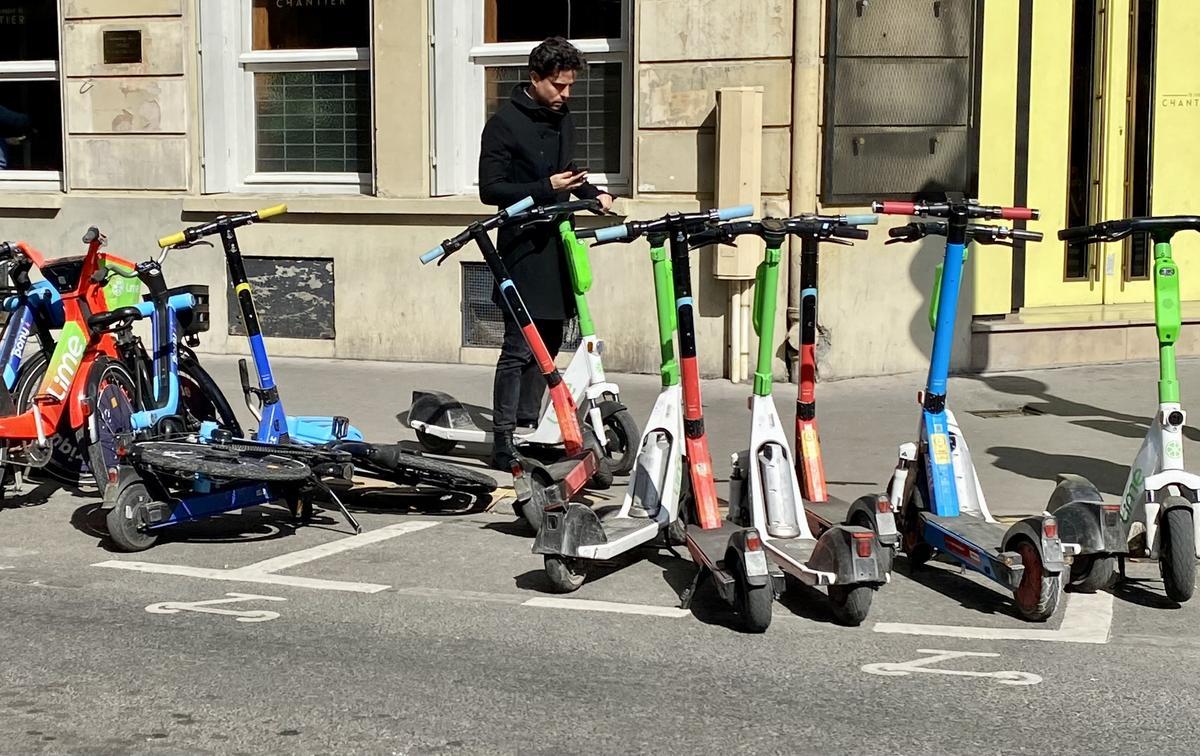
top-left (478, 36), bottom-right (614, 471)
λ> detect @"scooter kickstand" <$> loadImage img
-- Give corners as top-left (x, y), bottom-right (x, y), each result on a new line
top-left (679, 568), bottom-right (705, 610)
top-left (311, 477), bottom-right (362, 533)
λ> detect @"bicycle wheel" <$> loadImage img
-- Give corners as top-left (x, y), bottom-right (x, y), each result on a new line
top-left (15, 349), bottom-right (100, 484)
top-left (178, 353), bottom-right (243, 436)
top-left (334, 441), bottom-right (497, 492)
top-left (133, 441), bottom-right (311, 482)
top-left (83, 356), bottom-right (140, 496)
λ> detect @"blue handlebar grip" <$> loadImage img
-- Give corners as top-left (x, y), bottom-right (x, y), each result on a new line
top-left (420, 245), bottom-right (445, 265)
top-left (843, 214), bottom-right (879, 225)
top-left (168, 293), bottom-right (197, 312)
top-left (134, 301), bottom-right (156, 318)
top-left (2, 296), bottom-right (17, 312)
top-left (717, 204), bottom-right (754, 221)
top-left (593, 224), bottom-right (629, 243)
top-left (504, 196), bottom-right (535, 217)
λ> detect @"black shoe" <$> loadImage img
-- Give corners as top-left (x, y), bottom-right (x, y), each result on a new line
top-left (490, 431), bottom-right (521, 472)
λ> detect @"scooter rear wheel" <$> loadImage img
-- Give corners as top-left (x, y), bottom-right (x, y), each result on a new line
top-left (727, 548), bottom-right (772, 633)
top-left (544, 555), bottom-right (587, 593)
top-left (105, 481), bottom-right (160, 552)
top-left (1069, 554), bottom-right (1117, 593)
top-left (415, 428), bottom-right (457, 455)
top-left (828, 584), bottom-right (874, 626)
top-left (1012, 538), bottom-right (1062, 621)
top-left (594, 401), bottom-right (638, 476)
top-left (1160, 501), bottom-right (1196, 603)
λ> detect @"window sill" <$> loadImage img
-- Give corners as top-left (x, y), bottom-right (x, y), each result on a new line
top-left (0, 191), bottom-right (64, 209)
top-left (182, 194), bottom-right (663, 218)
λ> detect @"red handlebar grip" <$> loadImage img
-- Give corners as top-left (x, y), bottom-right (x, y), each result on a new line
top-left (878, 201), bottom-right (916, 215)
top-left (1000, 207), bottom-right (1038, 221)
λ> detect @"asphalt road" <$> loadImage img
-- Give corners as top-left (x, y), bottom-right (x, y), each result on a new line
top-left (2, 356), bottom-right (1200, 754)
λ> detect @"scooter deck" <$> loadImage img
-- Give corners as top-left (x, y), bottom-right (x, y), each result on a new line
top-left (686, 519), bottom-right (743, 565)
top-left (765, 537), bottom-right (816, 565)
top-left (804, 496), bottom-right (852, 527)
top-left (923, 511), bottom-right (1006, 550)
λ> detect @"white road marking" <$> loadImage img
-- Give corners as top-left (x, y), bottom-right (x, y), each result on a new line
top-left (94, 521), bottom-right (440, 593)
top-left (862, 649), bottom-right (1042, 686)
top-left (145, 592), bottom-right (286, 623)
top-left (523, 596), bottom-right (692, 618)
top-left (873, 591), bottom-right (1114, 644)
top-left (230, 521), bottom-right (439, 575)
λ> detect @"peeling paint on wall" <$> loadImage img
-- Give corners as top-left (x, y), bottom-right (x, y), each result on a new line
top-left (228, 257), bottom-right (335, 340)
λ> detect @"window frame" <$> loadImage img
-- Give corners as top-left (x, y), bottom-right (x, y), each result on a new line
top-left (0, 52), bottom-right (64, 189)
top-left (430, 0), bottom-right (632, 197)
top-left (200, 2), bottom-right (375, 195)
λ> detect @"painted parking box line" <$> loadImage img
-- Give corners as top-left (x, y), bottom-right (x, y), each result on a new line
top-left (872, 592), bottom-right (1113, 644)
top-left (93, 521), bottom-right (441, 594)
top-left (523, 596), bottom-right (692, 618)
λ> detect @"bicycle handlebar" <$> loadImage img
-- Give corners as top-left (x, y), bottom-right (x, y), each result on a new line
top-left (872, 199), bottom-right (1039, 222)
top-left (1058, 215), bottom-right (1200, 243)
top-left (157, 204), bottom-right (287, 249)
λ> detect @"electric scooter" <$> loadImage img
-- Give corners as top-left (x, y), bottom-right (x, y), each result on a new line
top-left (1045, 216), bottom-right (1200, 601)
top-left (530, 206), bottom-right (753, 592)
top-left (875, 195), bottom-right (1077, 621)
top-left (684, 214), bottom-right (894, 628)
top-left (420, 198), bottom-right (608, 530)
top-left (409, 202), bottom-right (640, 474)
top-left (154, 207), bottom-right (496, 494)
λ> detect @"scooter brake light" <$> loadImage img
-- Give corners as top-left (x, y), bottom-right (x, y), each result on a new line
top-left (745, 530), bottom-right (763, 552)
top-left (510, 464), bottom-right (524, 479)
top-left (1101, 504), bottom-right (1120, 512)
top-left (876, 495), bottom-right (891, 514)
top-left (853, 531), bottom-right (874, 558)
top-left (1042, 518), bottom-right (1058, 540)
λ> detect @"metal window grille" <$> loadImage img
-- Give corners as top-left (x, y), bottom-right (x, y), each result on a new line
top-left (822, 0), bottom-right (981, 203)
top-left (254, 70), bottom-right (372, 174)
top-left (461, 262), bottom-right (581, 349)
top-left (484, 63), bottom-right (623, 175)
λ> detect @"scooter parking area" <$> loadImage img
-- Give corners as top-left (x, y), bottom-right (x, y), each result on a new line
top-left (3, 355), bottom-right (1200, 753)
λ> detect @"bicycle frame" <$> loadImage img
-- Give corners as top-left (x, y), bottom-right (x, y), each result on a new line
top-left (0, 237), bottom-right (139, 455)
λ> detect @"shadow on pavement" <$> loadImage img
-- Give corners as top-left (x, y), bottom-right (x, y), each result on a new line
top-left (986, 445), bottom-right (1128, 497)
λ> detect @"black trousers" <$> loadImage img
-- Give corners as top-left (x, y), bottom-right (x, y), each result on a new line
top-left (492, 312), bottom-right (564, 435)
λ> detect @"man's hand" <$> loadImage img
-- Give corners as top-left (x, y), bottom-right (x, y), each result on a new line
top-left (597, 193), bottom-right (614, 212)
top-left (550, 169), bottom-right (587, 192)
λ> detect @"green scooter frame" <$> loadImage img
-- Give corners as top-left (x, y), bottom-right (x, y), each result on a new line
top-left (1048, 216), bottom-right (1200, 600)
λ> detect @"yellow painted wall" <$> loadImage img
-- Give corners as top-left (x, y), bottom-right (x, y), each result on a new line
top-left (972, 0), bottom-right (1018, 315)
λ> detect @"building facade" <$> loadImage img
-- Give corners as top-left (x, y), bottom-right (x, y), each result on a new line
top-left (0, 0), bottom-right (1194, 381)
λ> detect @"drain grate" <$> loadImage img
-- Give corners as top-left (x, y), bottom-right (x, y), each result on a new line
top-left (966, 405), bottom-right (1045, 419)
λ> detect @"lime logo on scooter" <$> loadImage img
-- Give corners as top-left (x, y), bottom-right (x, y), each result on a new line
top-left (1166, 440), bottom-right (1184, 459)
top-left (1122, 467), bottom-right (1145, 523)
top-left (38, 320), bottom-right (87, 402)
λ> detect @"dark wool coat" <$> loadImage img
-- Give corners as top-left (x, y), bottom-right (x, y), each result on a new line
top-left (478, 85), bottom-right (602, 320)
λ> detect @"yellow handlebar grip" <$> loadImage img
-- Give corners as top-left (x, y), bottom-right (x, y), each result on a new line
top-left (158, 231), bottom-right (186, 249)
top-left (257, 204), bottom-right (288, 220)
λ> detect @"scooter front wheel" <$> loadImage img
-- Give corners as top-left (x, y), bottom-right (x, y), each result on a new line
top-left (593, 401), bottom-right (638, 476)
top-left (1160, 501), bottom-right (1196, 603)
top-left (1012, 538), bottom-right (1062, 621)
top-left (415, 428), bottom-right (457, 455)
top-left (544, 555), bottom-right (587, 593)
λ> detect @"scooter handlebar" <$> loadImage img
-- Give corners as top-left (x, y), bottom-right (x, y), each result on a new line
top-left (842, 214), bottom-right (879, 226)
top-left (717, 204), bottom-right (754, 221)
top-left (873, 201), bottom-right (916, 215)
top-left (419, 244), bottom-right (445, 265)
top-left (593, 224), bottom-right (630, 243)
top-left (832, 226), bottom-right (870, 241)
top-left (504, 196), bottom-right (535, 218)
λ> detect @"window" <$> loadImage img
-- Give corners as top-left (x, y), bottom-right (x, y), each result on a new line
top-left (821, 0), bottom-right (979, 204)
top-left (431, 0), bottom-right (630, 196)
top-left (0, 2), bottom-right (62, 186)
top-left (201, 1), bottom-right (372, 193)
